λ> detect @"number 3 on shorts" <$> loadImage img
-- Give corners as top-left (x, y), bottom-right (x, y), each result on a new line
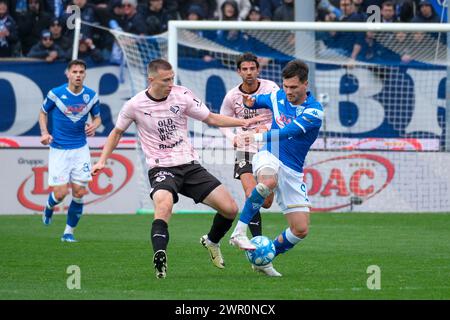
top-left (83, 162), bottom-right (90, 172)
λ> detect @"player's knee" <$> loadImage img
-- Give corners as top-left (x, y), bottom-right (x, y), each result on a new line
top-left (261, 195), bottom-right (273, 209)
top-left (53, 189), bottom-right (68, 201)
top-left (72, 189), bottom-right (87, 199)
top-left (292, 225), bottom-right (309, 239)
top-left (256, 167), bottom-right (278, 190)
top-left (155, 200), bottom-right (173, 216)
top-left (221, 200), bottom-right (239, 219)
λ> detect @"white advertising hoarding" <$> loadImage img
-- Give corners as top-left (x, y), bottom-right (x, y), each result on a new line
top-left (1, 149), bottom-right (449, 214)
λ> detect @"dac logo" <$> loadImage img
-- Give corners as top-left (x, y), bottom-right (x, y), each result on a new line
top-left (17, 152), bottom-right (134, 211)
top-left (304, 154), bottom-right (395, 211)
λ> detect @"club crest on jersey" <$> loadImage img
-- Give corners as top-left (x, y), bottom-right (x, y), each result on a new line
top-left (170, 105), bottom-right (180, 115)
top-left (238, 159), bottom-right (247, 168)
top-left (296, 106), bottom-right (305, 117)
top-left (83, 94), bottom-right (90, 104)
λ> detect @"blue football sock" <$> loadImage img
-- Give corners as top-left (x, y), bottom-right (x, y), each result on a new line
top-left (67, 197), bottom-right (83, 228)
top-left (45, 192), bottom-right (61, 217)
top-left (239, 188), bottom-right (266, 224)
top-left (273, 228), bottom-right (303, 256)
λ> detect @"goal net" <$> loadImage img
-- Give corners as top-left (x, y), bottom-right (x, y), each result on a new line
top-left (91, 21), bottom-right (450, 213)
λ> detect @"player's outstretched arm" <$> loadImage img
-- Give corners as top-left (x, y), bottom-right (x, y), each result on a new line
top-left (91, 127), bottom-right (124, 176)
top-left (242, 94), bottom-right (256, 108)
top-left (242, 92), bottom-right (273, 110)
top-left (203, 112), bottom-right (271, 128)
top-left (38, 110), bottom-right (53, 145)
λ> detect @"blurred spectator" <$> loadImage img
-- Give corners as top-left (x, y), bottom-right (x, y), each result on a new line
top-left (338, 0), bottom-right (365, 59)
top-left (186, 3), bottom-right (206, 20)
top-left (163, 0), bottom-right (179, 20)
top-left (220, 0), bottom-right (239, 20)
top-left (0, 0), bottom-right (19, 57)
top-left (352, 0), bottom-right (364, 15)
top-left (215, 1), bottom-right (253, 52)
top-left (394, 31), bottom-right (413, 62)
top-left (259, 0), bottom-right (281, 20)
top-left (120, 0), bottom-right (147, 35)
top-left (397, 31), bottom-right (437, 64)
top-left (246, 5), bottom-right (262, 21)
top-left (138, 0), bottom-right (170, 35)
top-left (380, 1), bottom-right (398, 23)
top-left (357, 31), bottom-right (396, 63)
top-left (411, 0), bottom-right (440, 23)
top-left (182, 3), bottom-right (214, 62)
top-left (49, 18), bottom-right (71, 59)
top-left (217, 0), bottom-right (251, 20)
top-left (45, 0), bottom-right (69, 19)
top-left (8, 0), bottom-right (28, 20)
top-left (90, 0), bottom-right (109, 8)
top-left (27, 28), bottom-right (64, 61)
top-left (73, 35), bottom-right (104, 62)
top-left (109, 0), bottom-right (124, 22)
top-left (397, 0), bottom-right (415, 22)
top-left (178, 0), bottom-right (217, 20)
top-left (16, 0), bottom-right (52, 55)
top-left (316, 0), bottom-right (342, 20)
top-left (273, 0), bottom-right (294, 21)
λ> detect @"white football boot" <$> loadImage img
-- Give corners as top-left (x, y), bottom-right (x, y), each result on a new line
top-left (252, 263), bottom-right (282, 277)
top-left (229, 232), bottom-right (256, 250)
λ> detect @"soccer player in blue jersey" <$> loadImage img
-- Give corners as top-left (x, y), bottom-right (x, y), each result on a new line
top-left (39, 59), bottom-right (101, 242)
top-left (229, 59), bottom-right (323, 276)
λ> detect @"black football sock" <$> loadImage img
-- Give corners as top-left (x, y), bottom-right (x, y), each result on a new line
top-left (249, 211), bottom-right (262, 237)
top-left (207, 213), bottom-right (234, 244)
top-left (151, 219), bottom-right (169, 253)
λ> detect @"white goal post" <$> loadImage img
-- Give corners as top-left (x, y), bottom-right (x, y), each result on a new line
top-left (167, 20), bottom-right (450, 151)
top-left (168, 20), bottom-right (450, 80)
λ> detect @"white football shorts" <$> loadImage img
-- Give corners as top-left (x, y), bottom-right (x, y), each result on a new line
top-left (252, 150), bottom-right (311, 214)
top-left (48, 144), bottom-right (92, 187)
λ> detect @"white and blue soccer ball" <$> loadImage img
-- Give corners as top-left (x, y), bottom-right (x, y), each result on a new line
top-left (245, 236), bottom-right (276, 266)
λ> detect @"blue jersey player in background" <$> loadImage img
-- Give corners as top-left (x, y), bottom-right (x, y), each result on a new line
top-left (39, 59), bottom-right (101, 242)
top-left (229, 59), bottom-right (323, 276)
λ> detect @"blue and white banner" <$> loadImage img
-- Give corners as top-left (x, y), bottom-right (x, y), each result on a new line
top-left (0, 60), bottom-right (131, 137)
top-left (0, 60), bottom-right (446, 150)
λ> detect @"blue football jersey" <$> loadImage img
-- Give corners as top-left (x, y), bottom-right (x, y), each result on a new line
top-left (252, 90), bottom-right (323, 173)
top-left (42, 84), bottom-right (100, 149)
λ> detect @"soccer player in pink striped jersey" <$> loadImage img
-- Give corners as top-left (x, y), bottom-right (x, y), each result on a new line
top-left (220, 52), bottom-right (279, 237)
top-left (91, 59), bottom-right (269, 279)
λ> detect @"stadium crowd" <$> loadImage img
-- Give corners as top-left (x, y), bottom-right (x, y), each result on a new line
top-left (0, 0), bottom-right (444, 63)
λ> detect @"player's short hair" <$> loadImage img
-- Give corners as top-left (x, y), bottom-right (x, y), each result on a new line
top-left (282, 59), bottom-right (309, 83)
top-left (67, 59), bottom-right (87, 71)
top-left (147, 59), bottom-right (172, 76)
top-left (236, 52), bottom-right (259, 69)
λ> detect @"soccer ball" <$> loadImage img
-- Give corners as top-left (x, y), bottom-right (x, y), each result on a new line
top-left (245, 236), bottom-right (276, 266)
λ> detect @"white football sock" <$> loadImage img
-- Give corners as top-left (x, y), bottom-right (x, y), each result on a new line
top-left (64, 225), bottom-right (74, 235)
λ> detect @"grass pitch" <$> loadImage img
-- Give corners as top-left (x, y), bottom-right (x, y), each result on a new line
top-left (0, 213), bottom-right (449, 300)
